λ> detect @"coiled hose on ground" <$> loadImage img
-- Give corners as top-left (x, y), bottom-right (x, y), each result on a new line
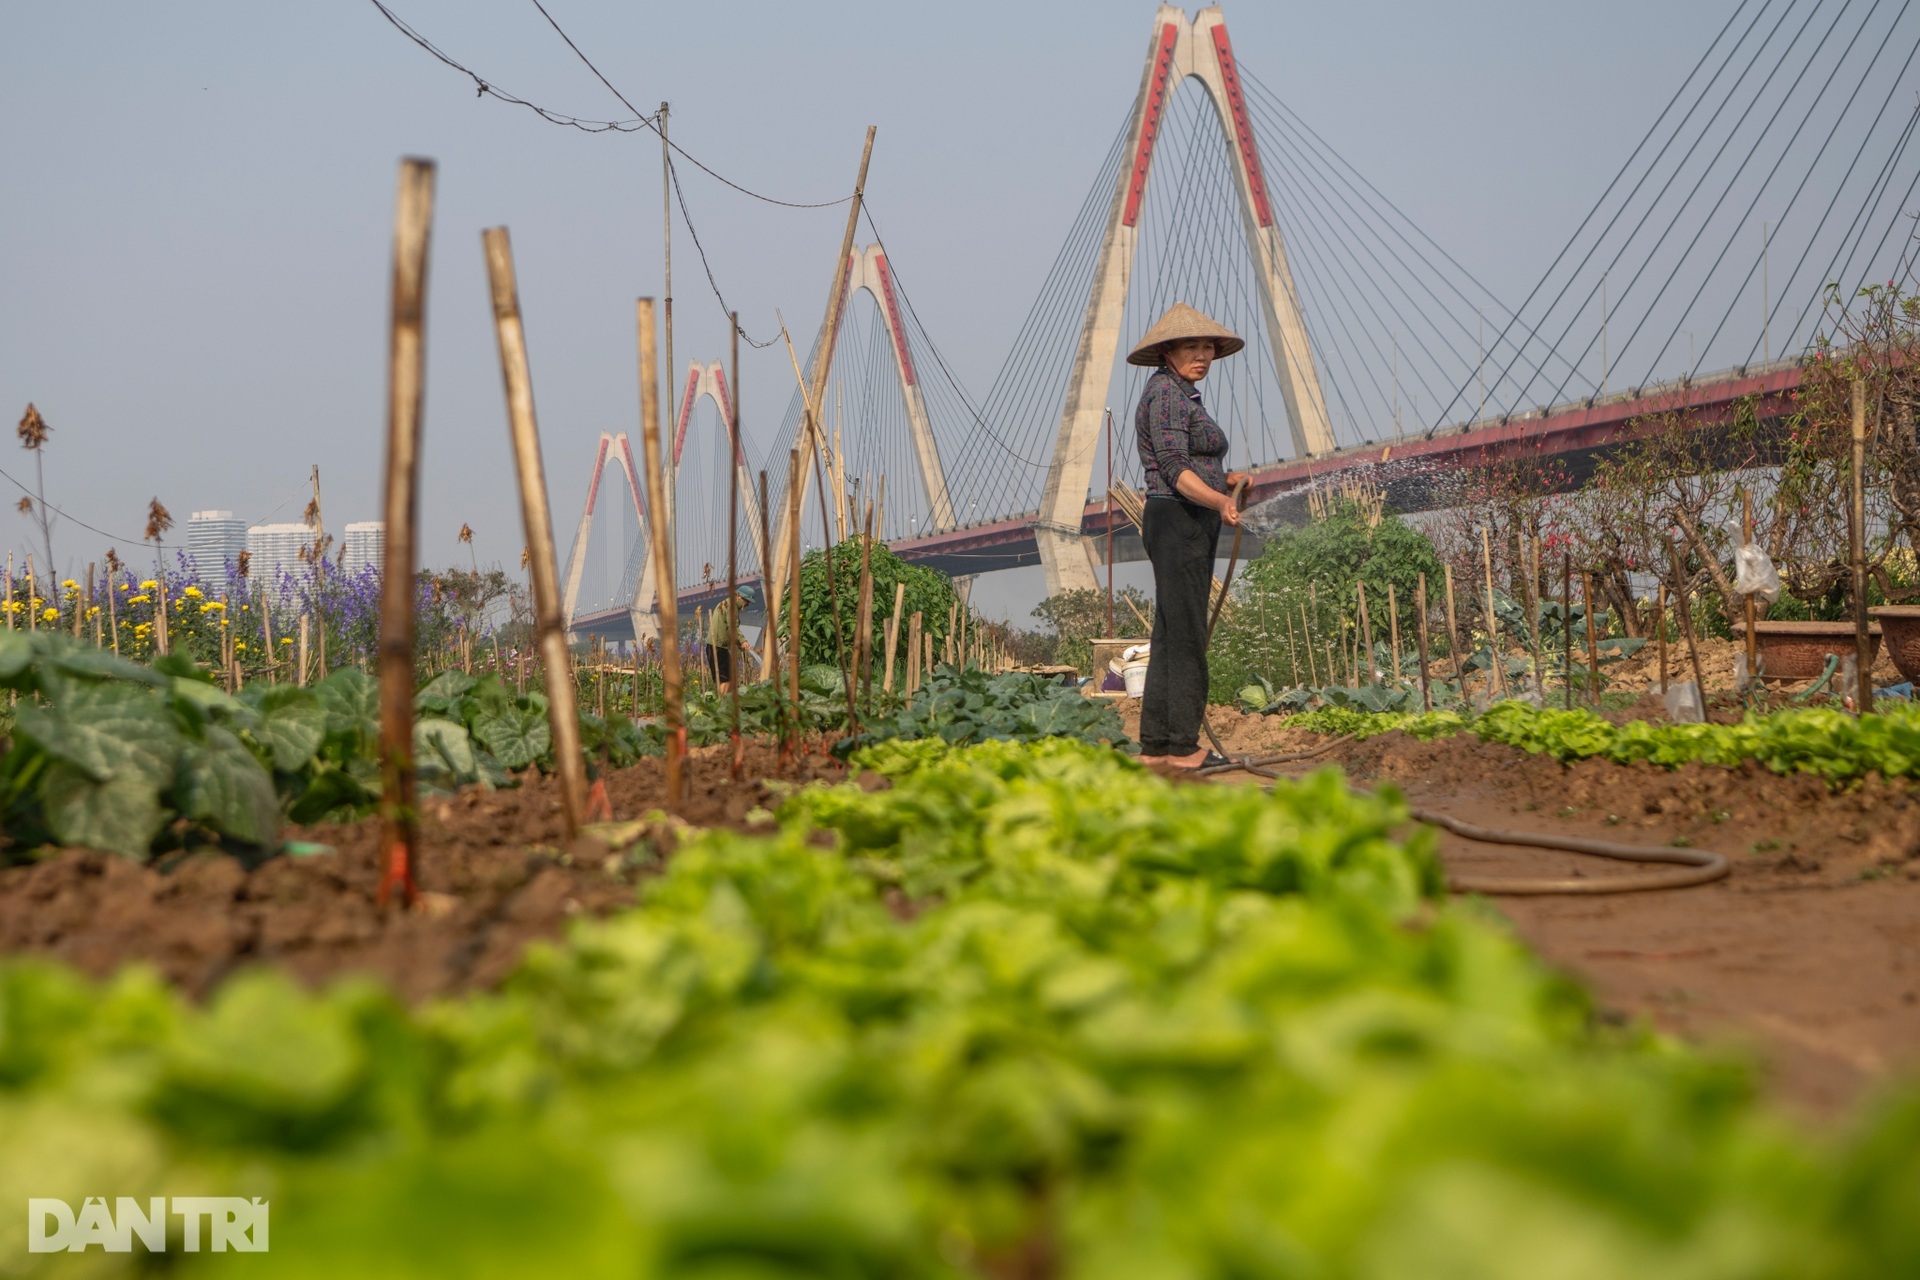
top-left (1193, 735), bottom-right (1729, 895)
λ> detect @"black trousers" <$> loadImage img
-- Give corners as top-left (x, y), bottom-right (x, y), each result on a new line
top-left (703, 643), bottom-right (732, 684)
top-left (1140, 496), bottom-right (1220, 756)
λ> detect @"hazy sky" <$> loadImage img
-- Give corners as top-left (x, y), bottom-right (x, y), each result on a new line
top-left (1, 1), bottom-right (1731, 619)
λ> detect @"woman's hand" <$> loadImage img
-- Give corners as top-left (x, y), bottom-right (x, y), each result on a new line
top-left (1220, 499), bottom-right (1241, 527)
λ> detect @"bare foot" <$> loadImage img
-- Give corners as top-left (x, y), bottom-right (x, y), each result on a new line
top-left (1137, 753), bottom-right (1167, 765)
top-left (1165, 748), bottom-right (1209, 769)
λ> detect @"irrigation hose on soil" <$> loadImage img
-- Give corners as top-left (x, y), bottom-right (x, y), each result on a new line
top-left (1185, 481), bottom-right (1726, 895)
top-left (1224, 757), bottom-right (1729, 895)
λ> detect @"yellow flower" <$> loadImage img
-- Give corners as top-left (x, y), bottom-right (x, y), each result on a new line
top-left (140, 580), bottom-right (158, 591)
top-left (40, 608), bottom-right (57, 623)
top-left (128, 594), bottom-right (151, 605)
top-left (86, 606), bottom-right (100, 618)
top-left (181, 586), bottom-right (203, 599)
top-left (235, 642), bottom-right (247, 652)
top-left (61, 579), bottom-right (78, 591)
top-left (198, 603), bottom-right (214, 614)
top-left (280, 637), bottom-right (293, 645)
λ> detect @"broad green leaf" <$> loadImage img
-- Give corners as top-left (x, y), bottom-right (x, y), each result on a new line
top-left (415, 669), bottom-right (477, 715)
top-left (314, 667), bottom-right (379, 736)
top-left (40, 761), bottom-right (167, 858)
top-left (473, 705), bottom-right (550, 771)
top-left (177, 725), bottom-right (280, 847)
top-left (15, 679), bottom-right (177, 787)
top-left (0, 630), bottom-right (33, 684)
top-left (251, 687), bottom-right (329, 772)
top-left (169, 677), bottom-right (260, 730)
top-left (36, 634), bottom-right (165, 686)
top-left (416, 717), bottom-right (479, 787)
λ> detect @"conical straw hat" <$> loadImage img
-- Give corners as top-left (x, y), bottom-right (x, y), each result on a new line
top-left (1126, 302), bottom-right (1245, 366)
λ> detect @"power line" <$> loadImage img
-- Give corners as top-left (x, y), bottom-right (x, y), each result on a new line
top-left (367, 0), bottom-right (851, 210)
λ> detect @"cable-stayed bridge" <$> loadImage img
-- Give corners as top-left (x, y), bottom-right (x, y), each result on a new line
top-left (568, 0), bottom-right (1920, 639)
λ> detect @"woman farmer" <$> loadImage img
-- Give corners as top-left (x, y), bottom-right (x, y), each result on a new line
top-left (1131, 303), bottom-right (1249, 769)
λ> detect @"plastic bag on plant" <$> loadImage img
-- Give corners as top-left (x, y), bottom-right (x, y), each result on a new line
top-left (1732, 542), bottom-right (1782, 605)
top-left (1663, 680), bottom-right (1704, 724)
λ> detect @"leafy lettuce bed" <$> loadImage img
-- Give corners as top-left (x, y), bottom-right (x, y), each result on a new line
top-left (1278, 698), bottom-right (1920, 784)
top-left (3, 739), bottom-right (1918, 1276)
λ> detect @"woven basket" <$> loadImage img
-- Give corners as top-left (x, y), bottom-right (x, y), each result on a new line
top-left (1732, 620), bottom-right (1880, 681)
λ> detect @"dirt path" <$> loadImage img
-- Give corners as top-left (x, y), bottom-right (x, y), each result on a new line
top-left (1199, 726), bottom-right (1920, 1117)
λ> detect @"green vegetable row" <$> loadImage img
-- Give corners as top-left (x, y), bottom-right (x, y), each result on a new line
top-left (3, 738), bottom-right (1916, 1275)
top-left (1277, 697), bottom-right (1920, 784)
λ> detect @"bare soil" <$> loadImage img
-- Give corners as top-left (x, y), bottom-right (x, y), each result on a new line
top-left (0, 743), bottom-right (843, 1003)
top-left (1183, 713), bottom-right (1920, 1117)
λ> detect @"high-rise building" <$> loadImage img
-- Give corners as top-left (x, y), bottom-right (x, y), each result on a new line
top-left (341, 522), bottom-right (384, 576)
top-left (186, 510), bottom-right (246, 581)
top-left (245, 523), bottom-right (313, 585)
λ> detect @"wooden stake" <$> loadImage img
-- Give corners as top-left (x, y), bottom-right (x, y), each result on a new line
top-left (1387, 582), bottom-right (1402, 681)
top-left (630, 294), bottom-right (686, 806)
top-left (1299, 602), bottom-right (1316, 685)
top-left (482, 226), bottom-right (590, 833)
top-left (26, 556), bottom-right (36, 634)
top-left (1443, 563), bottom-right (1462, 689)
top-left (1583, 572), bottom-right (1601, 709)
top-left (1480, 526), bottom-right (1506, 698)
top-left (759, 468), bottom-right (778, 691)
top-left (1415, 573), bottom-right (1432, 711)
top-left (4, 551), bottom-right (11, 631)
top-left (787, 448), bottom-right (803, 715)
top-left (1283, 596), bottom-right (1301, 683)
top-left (1656, 584), bottom-right (1668, 694)
top-left (1526, 533), bottom-right (1543, 694)
top-left (884, 581), bottom-right (905, 693)
top-left (856, 506), bottom-right (875, 707)
top-left (1564, 552), bottom-right (1575, 708)
top-left (84, 562), bottom-right (95, 645)
top-left (297, 613), bottom-right (310, 687)
top-left (1741, 488), bottom-right (1759, 683)
top-left (1356, 580), bottom-right (1375, 683)
top-left (1850, 378), bottom-right (1873, 714)
top-left (727, 311), bottom-right (743, 777)
top-left (372, 157), bottom-right (434, 908)
top-left (907, 609), bottom-right (923, 693)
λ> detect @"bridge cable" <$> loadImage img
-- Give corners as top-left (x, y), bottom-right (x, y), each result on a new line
top-left (1500, 0), bottom-right (1828, 415)
top-left (1424, 0), bottom-right (1777, 431)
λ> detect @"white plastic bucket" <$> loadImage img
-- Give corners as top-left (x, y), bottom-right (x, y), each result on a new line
top-left (1122, 660), bottom-right (1150, 698)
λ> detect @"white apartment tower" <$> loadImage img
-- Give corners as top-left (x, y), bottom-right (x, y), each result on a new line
top-left (186, 510), bottom-right (246, 581)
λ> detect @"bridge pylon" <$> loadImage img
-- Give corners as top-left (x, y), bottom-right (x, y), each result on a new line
top-left (1035, 3), bottom-right (1334, 595)
top-left (560, 431), bottom-right (646, 638)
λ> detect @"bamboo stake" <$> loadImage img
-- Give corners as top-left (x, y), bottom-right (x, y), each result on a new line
top-left (84, 562), bottom-right (95, 645)
top-left (1480, 526), bottom-right (1506, 699)
top-left (907, 610), bottom-right (923, 693)
top-left (1583, 572), bottom-right (1601, 709)
top-left (1283, 596), bottom-right (1301, 683)
top-left (4, 551), bottom-right (11, 631)
top-left (759, 468), bottom-right (778, 697)
top-left (787, 448), bottom-right (803, 716)
top-left (482, 226), bottom-right (590, 833)
top-left (946, 598), bottom-right (958, 667)
top-left (1564, 552), bottom-right (1576, 707)
top-left (1656, 584), bottom-right (1668, 694)
top-left (1415, 572), bottom-right (1432, 711)
top-left (1526, 533), bottom-right (1544, 694)
top-left (298, 613), bottom-right (310, 687)
top-left (26, 557), bottom-right (35, 634)
top-left (856, 505), bottom-right (875, 707)
top-left (1356, 580), bottom-right (1375, 684)
top-left (1387, 582), bottom-right (1402, 681)
top-left (371, 158), bottom-right (435, 907)
top-left (1850, 378), bottom-right (1873, 714)
top-left (884, 581), bottom-right (905, 693)
top-left (728, 312), bottom-right (743, 777)
top-left (1443, 563), bottom-right (1462, 690)
top-left (769, 127), bottom-right (876, 627)
top-left (1299, 602), bottom-right (1316, 685)
top-left (1741, 488), bottom-right (1759, 684)
top-left (630, 295), bottom-right (686, 806)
